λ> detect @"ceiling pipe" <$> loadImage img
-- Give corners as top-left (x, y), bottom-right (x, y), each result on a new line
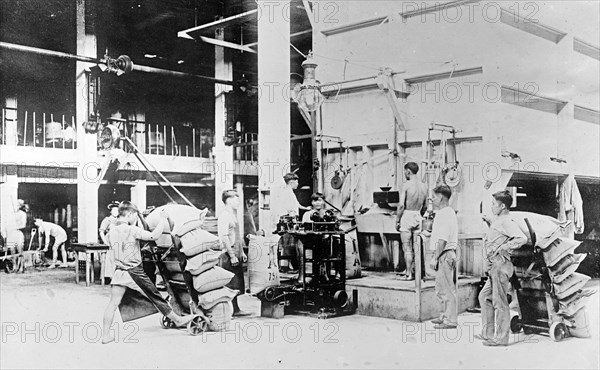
top-left (0, 41), bottom-right (233, 85)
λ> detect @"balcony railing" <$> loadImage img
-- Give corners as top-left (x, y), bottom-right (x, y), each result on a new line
top-left (114, 120), bottom-right (214, 158)
top-left (233, 133), bottom-right (311, 165)
top-left (1, 108), bottom-right (77, 149)
top-left (233, 132), bottom-right (258, 162)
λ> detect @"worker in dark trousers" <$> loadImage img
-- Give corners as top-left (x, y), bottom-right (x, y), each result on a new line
top-left (477, 190), bottom-right (527, 346)
top-left (428, 185), bottom-right (459, 329)
top-left (102, 202), bottom-right (193, 344)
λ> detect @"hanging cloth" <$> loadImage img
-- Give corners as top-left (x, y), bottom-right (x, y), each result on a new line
top-left (559, 174), bottom-right (584, 236)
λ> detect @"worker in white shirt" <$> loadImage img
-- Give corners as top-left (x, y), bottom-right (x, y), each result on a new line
top-left (34, 218), bottom-right (68, 268)
top-left (273, 173), bottom-right (310, 272)
top-left (428, 185), bottom-right (459, 329)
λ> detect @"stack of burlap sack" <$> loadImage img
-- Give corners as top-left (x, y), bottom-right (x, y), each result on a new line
top-left (511, 211), bottom-right (593, 338)
top-left (146, 204), bottom-right (237, 331)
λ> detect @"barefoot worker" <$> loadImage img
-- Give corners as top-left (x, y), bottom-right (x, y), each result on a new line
top-left (395, 162), bottom-right (428, 280)
top-left (102, 201), bottom-right (193, 343)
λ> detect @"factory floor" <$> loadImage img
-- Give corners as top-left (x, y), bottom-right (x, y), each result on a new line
top-left (1, 268), bottom-right (599, 369)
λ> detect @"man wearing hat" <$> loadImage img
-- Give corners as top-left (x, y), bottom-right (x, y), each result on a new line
top-left (99, 201), bottom-right (120, 282)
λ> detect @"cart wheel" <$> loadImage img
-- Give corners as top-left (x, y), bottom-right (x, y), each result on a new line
top-left (187, 316), bottom-right (208, 336)
top-left (510, 315), bottom-right (522, 333)
top-left (550, 322), bottom-right (566, 342)
top-left (160, 315), bottom-right (174, 329)
top-left (4, 259), bottom-right (16, 273)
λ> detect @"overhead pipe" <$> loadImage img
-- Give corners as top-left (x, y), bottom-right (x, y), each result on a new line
top-left (0, 41), bottom-right (233, 85)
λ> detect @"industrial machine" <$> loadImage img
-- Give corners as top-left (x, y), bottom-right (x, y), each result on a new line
top-left (259, 213), bottom-right (357, 318)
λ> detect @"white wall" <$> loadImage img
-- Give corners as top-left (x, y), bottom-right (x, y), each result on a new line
top-left (313, 0), bottom-right (599, 231)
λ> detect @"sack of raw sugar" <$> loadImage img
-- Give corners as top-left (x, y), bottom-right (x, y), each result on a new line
top-left (198, 286), bottom-right (239, 310)
top-left (510, 212), bottom-right (571, 249)
top-left (193, 266), bottom-right (234, 293)
top-left (207, 301), bottom-right (234, 332)
top-left (185, 249), bottom-right (223, 275)
top-left (247, 234), bottom-right (280, 294)
top-left (180, 229), bottom-right (222, 257)
top-left (146, 204), bottom-right (208, 247)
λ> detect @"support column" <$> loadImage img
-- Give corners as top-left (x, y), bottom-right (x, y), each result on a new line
top-left (214, 26), bottom-right (234, 216)
top-left (0, 171), bottom-right (19, 239)
top-left (131, 180), bottom-right (147, 211)
top-left (75, 0), bottom-right (99, 243)
top-left (257, 1), bottom-right (291, 231)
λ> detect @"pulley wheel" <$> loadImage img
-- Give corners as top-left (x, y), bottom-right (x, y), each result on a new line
top-left (333, 290), bottom-right (348, 308)
top-left (444, 167), bottom-right (461, 187)
top-left (264, 287), bottom-right (276, 301)
top-left (117, 55), bottom-right (134, 73)
top-left (331, 174), bottom-right (344, 189)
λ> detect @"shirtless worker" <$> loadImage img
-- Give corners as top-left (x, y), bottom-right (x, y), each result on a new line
top-left (395, 162), bottom-right (428, 281)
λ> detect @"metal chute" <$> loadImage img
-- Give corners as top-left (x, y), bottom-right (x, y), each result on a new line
top-left (98, 125), bottom-right (196, 208)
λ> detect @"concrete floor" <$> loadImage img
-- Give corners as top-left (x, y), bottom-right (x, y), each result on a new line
top-left (1, 268), bottom-right (599, 369)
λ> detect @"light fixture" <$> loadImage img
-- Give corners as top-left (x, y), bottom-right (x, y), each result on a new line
top-left (144, 54), bottom-right (157, 59)
top-left (177, 60), bottom-right (185, 64)
top-left (100, 125), bottom-right (122, 150)
top-left (293, 51), bottom-right (325, 112)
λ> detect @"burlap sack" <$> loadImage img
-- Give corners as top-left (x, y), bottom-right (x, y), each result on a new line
top-left (174, 219), bottom-right (204, 237)
top-left (247, 235), bottom-right (280, 294)
top-left (198, 286), bottom-right (239, 310)
top-left (511, 212), bottom-right (571, 249)
top-left (180, 229), bottom-right (221, 257)
top-left (543, 238), bottom-right (581, 267)
top-left (185, 249), bottom-right (223, 275)
top-left (566, 307), bottom-right (591, 338)
top-left (146, 204), bottom-right (208, 247)
top-left (207, 301), bottom-right (234, 331)
top-left (193, 266), bottom-right (234, 293)
top-left (550, 253), bottom-right (587, 284)
top-left (553, 272), bottom-right (590, 300)
top-left (558, 293), bottom-right (590, 317)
